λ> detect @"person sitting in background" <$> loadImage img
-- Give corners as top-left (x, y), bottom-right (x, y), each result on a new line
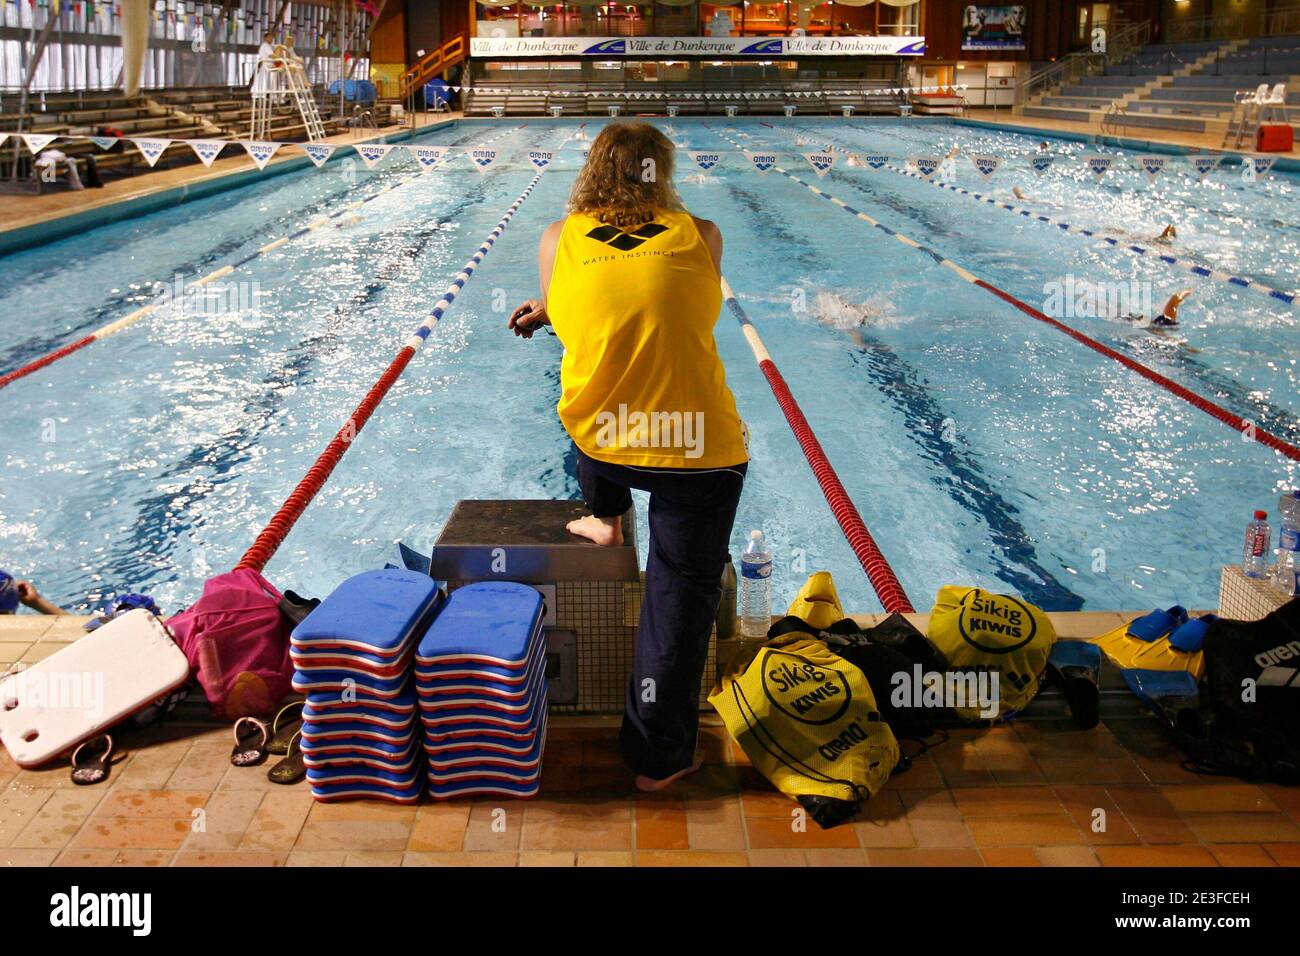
top-left (0, 570), bottom-right (66, 615)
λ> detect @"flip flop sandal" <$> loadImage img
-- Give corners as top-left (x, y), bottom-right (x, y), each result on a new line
top-left (231, 716), bottom-right (270, 767)
top-left (267, 730), bottom-right (307, 785)
top-left (70, 735), bottom-right (115, 786)
top-left (268, 699), bottom-right (305, 756)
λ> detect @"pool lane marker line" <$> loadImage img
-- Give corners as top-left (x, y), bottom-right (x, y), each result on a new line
top-left (721, 276), bottom-right (915, 614)
top-left (808, 130), bottom-right (1298, 309)
top-left (0, 123), bottom-right (529, 392)
top-left (713, 130), bottom-right (1300, 463)
top-left (234, 125), bottom-right (587, 573)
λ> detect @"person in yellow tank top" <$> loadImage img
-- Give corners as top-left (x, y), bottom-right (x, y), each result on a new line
top-left (509, 122), bottom-right (748, 791)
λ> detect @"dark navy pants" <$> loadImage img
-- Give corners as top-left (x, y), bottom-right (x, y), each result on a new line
top-left (577, 450), bottom-right (747, 780)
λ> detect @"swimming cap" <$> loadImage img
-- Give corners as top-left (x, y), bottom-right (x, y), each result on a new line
top-left (0, 571), bottom-right (19, 613)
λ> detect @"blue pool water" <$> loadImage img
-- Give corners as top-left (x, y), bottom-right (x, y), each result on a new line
top-left (0, 118), bottom-right (1296, 615)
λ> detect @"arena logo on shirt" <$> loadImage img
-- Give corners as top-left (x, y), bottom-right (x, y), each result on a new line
top-left (593, 404), bottom-right (705, 459)
top-left (584, 221), bottom-right (668, 252)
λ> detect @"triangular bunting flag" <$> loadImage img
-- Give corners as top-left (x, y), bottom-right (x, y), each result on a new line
top-left (1083, 154), bottom-right (1114, 179)
top-left (241, 141), bottom-right (281, 171)
top-left (802, 151), bottom-right (835, 177)
top-left (912, 155), bottom-right (942, 179)
top-left (22, 133), bottom-right (59, 155)
top-left (131, 137), bottom-right (173, 167)
top-left (971, 154), bottom-right (1002, 180)
top-left (864, 154), bottom-right (889, 170)
top-left (527, 149), bottom-right (554, 171)
top-left (88, 135), bottom-right (119, 151)
top-left (301, 143), bottom-right (336, 168)
top-left (467, 147), bottom-right (498, 173)
top-left (745, 151), bottom-right (777, 174)
top-left (1137, 155), bottom-right (1167, 182)
top-left (688, 151), bottom-right (721, 173)
top-left (353, 143), bottom-right (394, 169)
top-left (1249, 155), bottom-right (1277, 178)
top-left (187, 139), bottom-right (228, 167)
top-left (1189, 154), bottom-right (1222, 180)
top-left (411, 145), bottom-right (448, 170)
top-left (1030, 154), bottom-right (1054, 174)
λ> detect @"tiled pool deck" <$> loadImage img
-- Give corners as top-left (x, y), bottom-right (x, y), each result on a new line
top-left (3, 612), bottom-right (1297, 868)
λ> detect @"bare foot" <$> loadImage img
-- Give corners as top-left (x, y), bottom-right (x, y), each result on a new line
top-left (566, 514), bottom-right (624, 547)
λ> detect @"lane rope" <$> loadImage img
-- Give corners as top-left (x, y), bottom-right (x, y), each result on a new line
top-left (235, 124), bottom-right (585, 572)
top-left (722, 276), bottom-right (915, 614)
top-left (787, 126), bottom-right (1298, 309)
top-left (0, 124), bottom-right (528, 392)
top-left (718, 124), bottom-right (1300, 463)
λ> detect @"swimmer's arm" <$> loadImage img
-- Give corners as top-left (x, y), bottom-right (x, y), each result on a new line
top-left (692, 216), bottom-right (723, 277)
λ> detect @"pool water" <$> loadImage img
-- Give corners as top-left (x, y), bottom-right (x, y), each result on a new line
top-left (0, 118), bottom-right (1296, 615)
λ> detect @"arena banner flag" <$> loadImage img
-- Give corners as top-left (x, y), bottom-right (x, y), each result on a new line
top-left (1249, 155), bottom-right (1277, 178)
top-left (961, 5), bottom-right (1027, 52)
top-left (131, 137), bottom-right (173, 167)
top-left (88, 136), bottom-right (119, 151)
top-left (353, 143), bottom-right (395, 169)
top-left (411, 145), bottom-right (448, 170)
top-left (864, 153), bottom-right (889, 170)
top-left (688, 150), bottom-right (722, 173)
top-left (1190, 154), bottom-right (1222, 180)
top-left (242, 141), bottom-right (281, 171)
top-left (188, 140), bottom-right (228, 168)
top-left (802, 151), bottom-right (836, 177)
top-left (301, 143), bottom-right (337, 168)
top-left (1084, 154), bottom-right (1114, 179)
top-left (1030, 154), bottom-right (1054, 174)
top-left (745, 151), bottom-right (777, 174)
top-left (1137, 155), bottom-right (1167, 182)
top-left (526, 149), bottom-right (554, 171)
top-left (971, 154), bottom-right (1002, 180)
top-left (467, 147), bottom-right (498, 173)
top-left (912, 155), bottom-right (943, 179)
top-left (21, 133), bottom-right (59, 155)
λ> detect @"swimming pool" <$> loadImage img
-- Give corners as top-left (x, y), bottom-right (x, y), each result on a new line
top-left (1, 117), bottom-right (1296, 615)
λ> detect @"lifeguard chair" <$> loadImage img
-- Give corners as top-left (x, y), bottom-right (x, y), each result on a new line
top-left (252, 47), bottom-right (327, 142)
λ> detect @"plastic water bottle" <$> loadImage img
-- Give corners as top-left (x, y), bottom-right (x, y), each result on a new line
top-left (739, 530), bottom-right (773, 639)
top-left (1242, 510), bottom-right (1271, 579)
top-left (1273, 490), bottom-right (1300, 596)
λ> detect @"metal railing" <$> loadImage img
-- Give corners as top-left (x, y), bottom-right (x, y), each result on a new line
top-left (1264, 5), bottom-right (1300, 37)
top-left (1166, 13), bottom-right (1248, 45)
top-left (1014, 19), bottom-right (1151, 114)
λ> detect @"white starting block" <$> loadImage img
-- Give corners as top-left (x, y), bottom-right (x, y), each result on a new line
top-left (841, 105), bottom-right (854, 118)
top-left (784, 104), bottom-right (796, 117)
top-left (491, 105), bottom-right (506, 119)
top-left (725, 104), bottom-right (738, 117)
top-left (667, 104), bottom-right (680, 117)
top-left (899, 103), bottom-right (913, 117)
top-left (607, 104), bottom-right (621, 117)
top-left (549, 105), bottom-right (563, 118)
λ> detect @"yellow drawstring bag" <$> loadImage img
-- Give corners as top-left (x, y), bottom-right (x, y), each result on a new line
top-left (926, 586), bottom-right (1057, 720)
top-left (709, 633), bottom-right (900, 827)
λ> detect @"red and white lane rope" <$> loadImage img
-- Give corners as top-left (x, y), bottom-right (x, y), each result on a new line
top-left (0, 124), bottom-right (528, 392)
top-left (722, 277), bottom-right (915, 614)
top-left (234, 122), bottom-right (588, 572)
top-left (717, 128), bottom-right (1300, 465)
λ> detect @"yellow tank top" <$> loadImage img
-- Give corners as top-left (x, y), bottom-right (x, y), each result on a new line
top-left (546, 208), bottom-right (747, 469)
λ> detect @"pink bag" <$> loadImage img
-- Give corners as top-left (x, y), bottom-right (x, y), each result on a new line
top-left (167, 568), bottom-right (293, 721)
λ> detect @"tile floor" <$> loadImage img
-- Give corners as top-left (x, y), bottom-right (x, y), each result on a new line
top-left (2, 612), bottom-right (1297, 868)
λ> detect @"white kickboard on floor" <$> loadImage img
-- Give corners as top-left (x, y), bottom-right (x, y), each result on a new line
top-left (0, 609), bottom-right (191, 768)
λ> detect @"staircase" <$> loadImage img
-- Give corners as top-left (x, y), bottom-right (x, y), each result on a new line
top-left (398, 34), bottom-right (467, 105)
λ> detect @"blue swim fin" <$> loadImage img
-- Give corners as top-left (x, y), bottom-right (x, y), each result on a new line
top-left (1125, 605), bottom-right (1188, 642)
top-left (1168, 614), bottom-right (1217, 653)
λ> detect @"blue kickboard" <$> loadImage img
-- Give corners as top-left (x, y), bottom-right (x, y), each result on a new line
top-left (415, 637), bottom-right (547, 701)
top-left (307, 762), bottom-right (423, 788)
top-left (303, 685), bottom-right (417, 719)
top-left (291, 569), bottom-right (444, 657)
top-left (425, 716), bottom-right (547, 768)
top-left (293, 668), bottom-right (411, 696)
top-left (311, 779), bottom-right (424, 802)
top-left (415, 582), bottom-right (545, 668)
top-left (302, 718), bottom-right (416, 742)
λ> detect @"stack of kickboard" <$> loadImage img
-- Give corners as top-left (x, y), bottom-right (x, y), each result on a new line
top-left (290, 570), bottom-right (444, 803)
top-left (415, 581), bottom-right (548, 799)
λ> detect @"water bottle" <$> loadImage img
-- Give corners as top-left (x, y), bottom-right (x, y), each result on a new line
top-left (1273, 490), bottom-right (1300, 596)
top-left (1242, 510), bottom-right (1271, 579)
top-left (715, 559), bottom-right (738, 641)
top-left (739, 530), bottom-right (773, 639)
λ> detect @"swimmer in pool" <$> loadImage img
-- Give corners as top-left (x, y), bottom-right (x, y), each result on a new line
top-left (1121, 289), bottom-right (1192, 329)
top-left (1153, 223), bottom-right (1177, 244)
top-left (1013, 185), bottom-right (1031, 201)
top-left (0, 570), bottom-right (66, 616)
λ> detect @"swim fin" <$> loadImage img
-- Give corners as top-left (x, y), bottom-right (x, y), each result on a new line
top-left (785, 571), bottom-right (845, 632)
top-left (1091, 611), bottom-right (1205, 680)
top-left (1047, 640), bottom-right (1102, 729)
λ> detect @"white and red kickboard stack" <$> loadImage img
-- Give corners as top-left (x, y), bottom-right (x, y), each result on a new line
top-left (289, 570), bottom-right (444, 803)
top-left (414, 581), bottom-right (548, 799)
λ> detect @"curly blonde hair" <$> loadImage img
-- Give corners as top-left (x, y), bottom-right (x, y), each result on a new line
top-left (567, 122), bottom-right (684, 229)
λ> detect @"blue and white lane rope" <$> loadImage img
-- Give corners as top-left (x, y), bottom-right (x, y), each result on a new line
top-left (0, 123), bottom-right (529, 391)
top-left (712, 128), bottom-right (1300, 463)
top-left (795, 129), bottom-right (1298, 309)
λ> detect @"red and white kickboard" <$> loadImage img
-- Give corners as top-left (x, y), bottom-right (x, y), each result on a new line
top-left (0, 609), bottom-right (190, 768)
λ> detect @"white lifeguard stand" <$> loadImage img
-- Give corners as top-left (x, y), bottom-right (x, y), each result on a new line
top-left (252, 49), bottom-right (326, 142)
